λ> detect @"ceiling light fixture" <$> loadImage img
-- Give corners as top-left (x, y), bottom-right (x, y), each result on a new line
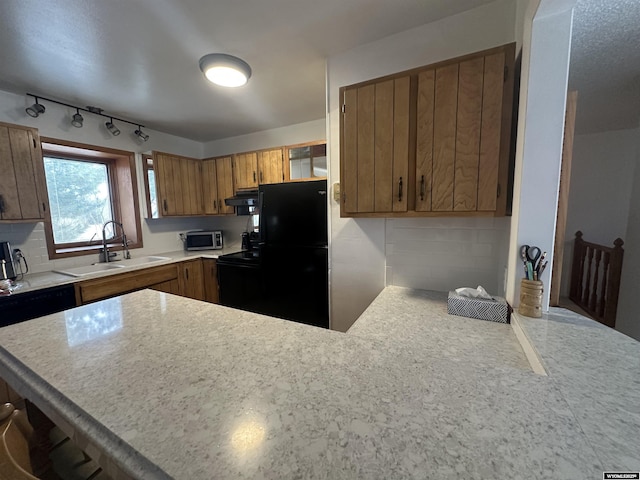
top-left (105, 118), bottom-right (120, 136)
top-left (134, 126), bottom-right (149, 142)
top-left (71, 109), bottom-right (84, 128)
top-left (199, 53), bottom-right (251, 87)
top-left (25, 93), bottom-right (148, 141)
top-left (25, 97), bottom-right (45, 118)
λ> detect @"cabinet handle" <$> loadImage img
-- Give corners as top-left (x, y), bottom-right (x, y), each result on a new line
top-left (398, 177), bottom-right (403, 202)
top-left (260, 171), bottom-right (263, 183)
top-left (213, 200), bottom-right (217, 210)
top-left (253, 171), bottom-right (257, 183)
top-left (163, 199), bottom-right (168, 212)
top-left (185, 269), bottom-right (189, 280)
top-left (0, 195), bottom-right (4, 213)
top-left (420, 175), bottom-right (425, 201)
top-left (42, 202), bottom-right (46, 212)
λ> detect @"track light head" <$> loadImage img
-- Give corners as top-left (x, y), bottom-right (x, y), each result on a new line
top-left (105, 118), bottom-right (121, 136)
top-left (25, 99), bottom-right (45, 118)
top-left (134, 126), bottom-right (149, 142)
top-left (71, 109), bottom-right (84, 128)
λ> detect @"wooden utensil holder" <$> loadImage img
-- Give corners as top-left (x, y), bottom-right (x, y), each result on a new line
top-left (518, 279), bottom-right (543, 318)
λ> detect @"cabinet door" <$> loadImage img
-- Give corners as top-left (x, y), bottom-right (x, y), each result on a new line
top-left (341, 76), bottom-right (410, 214)
top-left (202, 258), bottom-right (219, 303)
top-left (416, 50), bottom-right (509, 213)
top-left (153, 152), bottom-right (177, 216)
top-left (233, 152), bottom-right (258, 190)
top-left (179, 259), bottom-right (205, 301)
top-left (183, 158), bottom-right (203, 215)
top-left (0, 124), bottom-right (48, 221)
top-left (202, 159), bottom-right (219, 214)
top-left (216, 156), bottom-right (235, 215)
top-left (257, 148), bottom-right (284, 184)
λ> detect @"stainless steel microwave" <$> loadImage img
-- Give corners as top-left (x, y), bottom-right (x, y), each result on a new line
top-left (185, 231), bottom-right (223, 250)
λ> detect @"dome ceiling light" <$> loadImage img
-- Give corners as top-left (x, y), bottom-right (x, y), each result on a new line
top-left (199, 53), bottom-right (251, 87)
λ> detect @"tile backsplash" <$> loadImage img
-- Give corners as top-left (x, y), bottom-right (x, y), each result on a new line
top-left (385, 217), bottom-right (511, 296)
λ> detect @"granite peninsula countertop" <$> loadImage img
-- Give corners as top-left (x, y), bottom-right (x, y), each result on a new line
top-left (0, 286), bottom-right (637, 479)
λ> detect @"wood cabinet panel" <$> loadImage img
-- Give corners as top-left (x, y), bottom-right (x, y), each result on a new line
top-left (258, 148), bottom-right (284, 184)
top-left (478, 52), bottom-right (506, 211)
top-left (153, 152), bottom-right (203, 216)
top-left (415, 70), bottom-right (435, 212)
top-left (432, 63), bottom-right (458, 212)
top-left (179, 259), bottom-right (205, 301)
top-left (202, 258), bottom-right (219, 304)
top-left (216, 156), bottom-right (235, 215)
top-left (202, 159), bottom-right (219, 214)
top-left (342, 88), bottom-right (358, 213)
top-left (75, 264), bottom-right (180, 304)
top-left (342, 77), bottom-right (410, 214)
top-left (339, 43), bottom-right (515, 218)
top-left (233, 152), bottom-right (258, 190)
top-left (454, 57), bottom-right (484, 212)
top-left (0, 123), bottom-right (48, 221)
top-left (150, 279), bottom-right (180, 295)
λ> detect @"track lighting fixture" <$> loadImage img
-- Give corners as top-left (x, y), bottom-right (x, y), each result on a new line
top-left (105, 118), bottom-right (121, 136)
top-left (25, 98), bottom-right (45, 118)
top-left (199, 53), bottom-right (251, 87)
top-left (71, 109), bottom-right (84, 128)
top-left (135, 126), bottom-right (149, 142)
top-left (25, 93), bottom-right (149, 141)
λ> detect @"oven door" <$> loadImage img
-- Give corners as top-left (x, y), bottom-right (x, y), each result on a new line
top-left (217, 261), bottom-right (265, 315)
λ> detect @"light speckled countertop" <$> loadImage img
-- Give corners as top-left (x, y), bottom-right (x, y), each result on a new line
top-left (4, 247), bottom-right (240, 295)
top-left (0, 286), bottom-right (637, 479)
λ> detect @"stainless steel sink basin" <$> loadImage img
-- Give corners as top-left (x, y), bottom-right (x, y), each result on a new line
top-left (53, 256), bottom-right (171, 278)
top-left (53, 263), bottom-right (126, 277)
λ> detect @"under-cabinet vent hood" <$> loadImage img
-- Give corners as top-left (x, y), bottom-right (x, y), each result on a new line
top-left (225, 189), bottom-right (259, 215)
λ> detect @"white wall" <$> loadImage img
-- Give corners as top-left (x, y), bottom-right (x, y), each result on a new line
top-left (327, 0), bottom-right (518, 331)
top-left (614, 127), bottom-right (640, 341)
top-left (202, 119), bottom-right (325, 158)
top-left (505, 0), bottom-right (575, 309)
top-left (560, 128), bottom-right (637, 296)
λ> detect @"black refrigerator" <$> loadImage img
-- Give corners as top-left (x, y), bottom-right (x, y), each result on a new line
top-left (258, 179), bottom-right (329, 328)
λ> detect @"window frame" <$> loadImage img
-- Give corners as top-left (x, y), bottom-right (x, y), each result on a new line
top-left (283, 140), bottom-right (327, 182)
top-left (41, 138), bottom-right (143, 259)
top-left (142, 153), bottom-right (157, 219)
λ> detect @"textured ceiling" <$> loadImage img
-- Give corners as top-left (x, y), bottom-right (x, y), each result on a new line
top-left (569, 0), bottom-right (640, 134)
top-left (0, 0), bottom-right (496, 142)
top-left (0, 1), bottom-right (634, 141)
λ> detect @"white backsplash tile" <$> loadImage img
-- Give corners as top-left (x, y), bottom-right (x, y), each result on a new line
top-left (385, 217), bottom-right (510, 296)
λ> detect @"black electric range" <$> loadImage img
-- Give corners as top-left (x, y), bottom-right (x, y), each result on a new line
top-left (216, 249), bottom-right (260, 266)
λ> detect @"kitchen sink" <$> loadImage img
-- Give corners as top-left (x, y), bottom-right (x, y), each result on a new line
top-left (53, 256), bottom-right (171, 278)
top-left (53, 263), bottom-right (126, 277)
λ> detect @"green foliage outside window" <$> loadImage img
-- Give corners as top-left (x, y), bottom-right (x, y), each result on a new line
top-left (44, 157), bottom-right (114, 244)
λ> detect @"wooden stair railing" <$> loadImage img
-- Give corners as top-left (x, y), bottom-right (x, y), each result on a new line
top-left (569, 231), bottom-right (624, 328)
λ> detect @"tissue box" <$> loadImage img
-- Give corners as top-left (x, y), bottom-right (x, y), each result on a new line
top-left (447, 291), bottom-right (510, 323)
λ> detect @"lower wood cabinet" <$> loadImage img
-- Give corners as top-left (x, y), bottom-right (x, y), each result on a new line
top-left (178, 259), bottom-right (205, 301)
top-left (202, 258), bottom-right (219, 304)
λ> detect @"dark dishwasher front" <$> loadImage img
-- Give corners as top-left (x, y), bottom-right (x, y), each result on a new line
top-left (217, 253), bottom-right (265, 315)
top-left (0, 283), bottom-right (77, 327)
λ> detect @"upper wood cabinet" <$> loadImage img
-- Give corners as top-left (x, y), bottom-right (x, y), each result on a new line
top-left (342, 76), bottom-right (410, 214)
top-left (153, 152), bottom-right (204, 216)
top-left (202, 156), bottom-right (235, 215)
top-left (257, 148), bottom-right (284, 184)
top-left (340, 43), bottom-right (516, 218)
top-left (233, 152), bottom-right (258, 190)
top-left (0, 123), bottom-right (49, 221)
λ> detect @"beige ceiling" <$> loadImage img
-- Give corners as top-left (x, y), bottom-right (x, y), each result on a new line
top-left (0, 1), bottom-right (635, 141)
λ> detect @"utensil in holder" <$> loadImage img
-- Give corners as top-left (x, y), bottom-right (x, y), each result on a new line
top-left (519, 279), bottom-right (543, 318)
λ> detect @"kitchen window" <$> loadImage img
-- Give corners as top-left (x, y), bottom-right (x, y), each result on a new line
top-left (41, 138), bottom-right (143, 259)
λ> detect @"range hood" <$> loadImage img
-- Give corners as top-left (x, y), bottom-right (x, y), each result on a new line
top-left (225, 189), bottom-right (259, 215)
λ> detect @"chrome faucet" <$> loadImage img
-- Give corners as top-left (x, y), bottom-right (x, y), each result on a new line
top-left (101, 220), bottom-right (131, 263)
